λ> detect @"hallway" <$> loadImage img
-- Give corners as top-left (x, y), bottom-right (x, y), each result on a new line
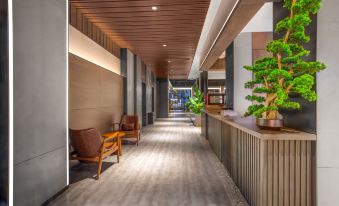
top-left (49, 118), bottom-right (247, 206)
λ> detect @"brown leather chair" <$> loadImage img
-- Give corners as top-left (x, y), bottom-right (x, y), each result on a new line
top-left (69, 128), bottom-right (120, 179)
top-left (113, 115), bottom-right (141, 146)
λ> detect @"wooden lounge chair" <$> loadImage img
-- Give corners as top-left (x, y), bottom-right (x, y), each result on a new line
top-left (113, 115), bottom-right (141, 146)
top-left (69, 128), bottom-right (120, 179)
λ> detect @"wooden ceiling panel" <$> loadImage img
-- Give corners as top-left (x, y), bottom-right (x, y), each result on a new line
top-left (70, 0), bottom-right (210, 78)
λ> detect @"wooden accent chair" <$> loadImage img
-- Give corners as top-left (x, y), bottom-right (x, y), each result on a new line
top-left (113, 115), bottom-right (141, 146)
top-left (69, 128), bottom-right (120, 179)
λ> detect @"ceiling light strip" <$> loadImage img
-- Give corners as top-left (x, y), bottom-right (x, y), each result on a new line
top-left (66, 0), bottom-right (69, 186)
top-left (200, 0), bottom-right (241, 69)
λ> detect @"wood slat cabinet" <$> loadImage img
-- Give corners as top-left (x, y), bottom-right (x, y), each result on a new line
top-left (203, 111), bottom-right (316, 206)
top-left (207, 114), bottom-right (222, 159)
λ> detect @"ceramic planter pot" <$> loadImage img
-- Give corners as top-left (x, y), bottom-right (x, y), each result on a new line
top-left (256, 118), bottom-right (283, 130)
top-left (195, 114), bottom-right (201, 127)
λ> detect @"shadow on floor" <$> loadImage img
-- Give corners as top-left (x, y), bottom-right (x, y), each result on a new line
top-left (69, 141), bottom-right (135, 184)
top-left (69, 160), bottom-right (116, 184)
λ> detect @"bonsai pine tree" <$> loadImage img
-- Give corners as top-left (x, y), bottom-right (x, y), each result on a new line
top-left (244, 0), bottom-right (326, 120)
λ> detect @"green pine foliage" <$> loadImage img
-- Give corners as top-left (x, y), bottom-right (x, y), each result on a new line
top-left (244, 0), bottom-right (326, 119)
top-left (186, 84), bottom-right (204, 115)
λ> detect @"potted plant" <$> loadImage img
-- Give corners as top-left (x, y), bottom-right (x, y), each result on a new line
top-left (244, 0), bottom-right (326, 129)
top-left (186, 84), bottom-right (204, 126)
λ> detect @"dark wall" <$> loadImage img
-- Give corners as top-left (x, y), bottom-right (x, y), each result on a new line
top-left (120, 49), bottom-right (128, 114)
top-left (157, 79), bottom-right (168, 118)
top-left (199, 71), bottom-right (208, 106)
top-left (225, 43), bottom-right (234, 109)
top-left (142, 83), bottom-right (147, 126)
top-left (13, 0), bottom-right (67, 205)
top-left (274, 3), bottom-right (317, 133)
top-left (134, 55), bottom-right (137, 114)
top-left (0, 0), bottom-right (9, 204)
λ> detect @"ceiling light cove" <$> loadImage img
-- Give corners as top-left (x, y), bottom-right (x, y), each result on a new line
top-left (152, 6), bottom-right (158, 11)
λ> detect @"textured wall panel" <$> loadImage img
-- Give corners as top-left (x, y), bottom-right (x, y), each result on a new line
top-left (13, 0), bottom-right (67, 204)
top-left (69, 54), bottom-right (123, 133)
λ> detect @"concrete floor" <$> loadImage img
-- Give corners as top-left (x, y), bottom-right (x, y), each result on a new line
top-left (49, 117), bottom-right (248, 206)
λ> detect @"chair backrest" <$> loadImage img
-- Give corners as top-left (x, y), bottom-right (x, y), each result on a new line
top-left (121, 115), bottom-right (139, 129)
top-left (69, 128), bottom-right (103, 157)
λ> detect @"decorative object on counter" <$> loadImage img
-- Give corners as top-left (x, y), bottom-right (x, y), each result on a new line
top-left (244, 0), bottom-right (326, 129)
top-left (186, 84), bottom-right (204, 127)
top-left (221, 110), bottom-right (238, 117)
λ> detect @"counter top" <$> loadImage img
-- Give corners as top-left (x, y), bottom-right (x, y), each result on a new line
top-left (203, 110), bottom-right (316, 141)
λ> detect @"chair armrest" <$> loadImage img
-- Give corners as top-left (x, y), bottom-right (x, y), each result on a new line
top-left (102, 132), bottom-right (119, 142)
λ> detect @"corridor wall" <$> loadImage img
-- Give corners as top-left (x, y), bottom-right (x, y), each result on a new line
top-left (316, 1), bottom-right (339, 205)
top-left (13, 0), bottom-right (67, 205)
top-left (68, 53), bottom-right (124, 133)
top-left (233, 33), bottom-right (252, 116)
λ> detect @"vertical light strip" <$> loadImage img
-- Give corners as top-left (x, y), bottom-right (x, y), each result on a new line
top-left (8, 0), bottom-right (14, 205)
top-left (66, 0), bottom-right (69, 186)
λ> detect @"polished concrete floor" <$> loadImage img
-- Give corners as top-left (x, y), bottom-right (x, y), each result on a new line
top-left (49, 117), bottom-right (248, 206)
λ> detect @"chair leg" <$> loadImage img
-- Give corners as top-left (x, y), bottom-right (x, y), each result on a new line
top-left (117, 150), bottom-right (120, 163)
top-left (97, 156), bottom-right (103, 180)
top-left (118, 137), bottom-right (122, 156)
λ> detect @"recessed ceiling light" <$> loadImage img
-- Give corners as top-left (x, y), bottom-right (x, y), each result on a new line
top-left (152, 6), bottom-right (158, 11)
top-left (167, 60), bottom-right (171, 63)
top-left (162, 44), bottom-right (167, 47)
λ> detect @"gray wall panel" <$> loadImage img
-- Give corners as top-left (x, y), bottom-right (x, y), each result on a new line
top-left (316, 1), bottom-right (339, 204)
top-left (134, 55), bottom-right (142, 125)
top-left (13, 0), bottom-right (67, 164)
top-left (146, 68), bottom-right (153, 113)
top-left (14, 147), bottom-right (67, 205)
top-left (125, 49), bottom-right (134, 115)
top-left (13, 0), bottom-right (67, 204)
top-left (233, 33), bottom-right (252, 116)
top-left (157, 79), bottom-right (168, 118)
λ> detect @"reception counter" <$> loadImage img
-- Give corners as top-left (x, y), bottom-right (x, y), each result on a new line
top-left (202, 110), bottom-right (316, 206)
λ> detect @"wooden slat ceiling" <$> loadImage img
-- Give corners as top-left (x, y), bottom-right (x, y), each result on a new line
top-left (69, 0), bottom-right (211, 79)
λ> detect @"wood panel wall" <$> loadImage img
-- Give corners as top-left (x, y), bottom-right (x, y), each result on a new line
top-left (69, 5), bottom-right (121, 58)
top-left (69, 53), bottom-right (124, 133)
top-left (207, 58), bottom-right (225, 71)
top-left (252, 32), bottom-right (273, 63)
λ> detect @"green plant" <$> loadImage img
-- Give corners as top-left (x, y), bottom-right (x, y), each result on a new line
top-left (244, 0), bottom-right (326, 119)
top-left (186, 84), bottom-right (204, 115)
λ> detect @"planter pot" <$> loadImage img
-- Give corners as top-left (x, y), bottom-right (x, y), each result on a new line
top-left (195, 114), bottom-right (201, 127)
top-left (256, 118), bottom-right (283, 130)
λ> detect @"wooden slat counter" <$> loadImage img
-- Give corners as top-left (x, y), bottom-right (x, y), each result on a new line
top-left (202, 111), bottom-right (316, 206)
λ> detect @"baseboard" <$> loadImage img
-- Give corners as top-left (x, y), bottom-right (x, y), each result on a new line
top-left (41, 185), bottom-right (69, 206)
